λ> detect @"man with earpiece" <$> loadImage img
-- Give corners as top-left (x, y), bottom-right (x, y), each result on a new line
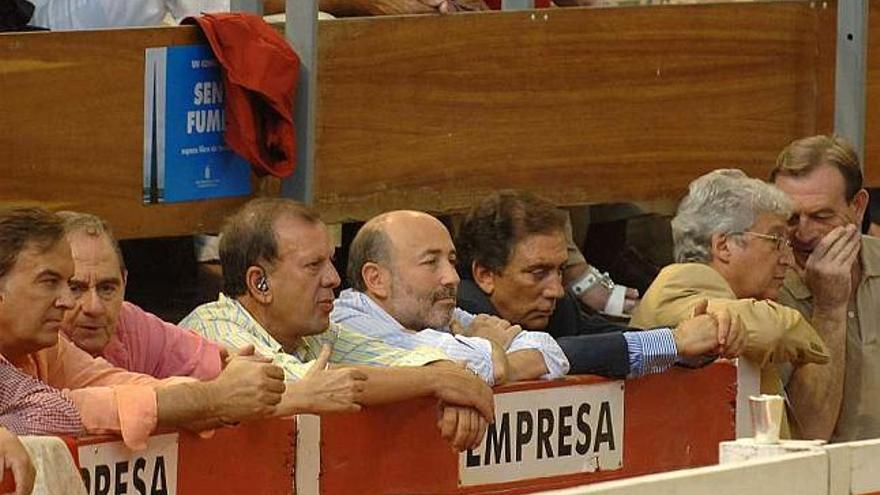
top-left (181, 198), bottom-right (496, 452)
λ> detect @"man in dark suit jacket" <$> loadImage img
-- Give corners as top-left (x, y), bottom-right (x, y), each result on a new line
top-left (455, 190), bottom-right (745, 378)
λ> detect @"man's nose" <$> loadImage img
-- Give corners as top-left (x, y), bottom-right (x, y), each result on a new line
top-left (80, 289), bottom-right (105, 315)
top-left (544, 272), bottom-right (565, 299)
top-left (779, 246), bottom-right (795, 267)
top-left (324, 264), bottom-right (342, 289)
top-left (440, 260), bottom-right (460, 287)
top-left (56, 285), bottom-right (76, 311)
top-left (794, 216), bottom-right (822, 243)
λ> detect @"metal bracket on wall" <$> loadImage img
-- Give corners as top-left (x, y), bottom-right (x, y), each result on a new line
top-left (283, 0), bottom-right (318, 204)
top-left (502, 0), bottom-right (535, 9)
top-left (230, 0), bottom-right (264, 14)
top-left (834, 0), bottom-right (868, 166)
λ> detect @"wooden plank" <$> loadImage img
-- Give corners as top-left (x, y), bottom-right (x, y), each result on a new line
top-left (864, 0), bottom-right (880, 185)
top-left (0, 3), bottom-right (838, 235)
top-left (0, 26), bottom-right (254, 239)
top-left (315, 2), bottom-right (836, 223)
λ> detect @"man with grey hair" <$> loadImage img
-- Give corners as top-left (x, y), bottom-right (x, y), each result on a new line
top-left (632, 169), bottom-right (832, 438)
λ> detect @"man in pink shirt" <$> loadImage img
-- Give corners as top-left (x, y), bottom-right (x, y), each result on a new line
top-left (0, 207), bottom-right (365, 451)
top-left (58, 211), bottom-right (222, 380)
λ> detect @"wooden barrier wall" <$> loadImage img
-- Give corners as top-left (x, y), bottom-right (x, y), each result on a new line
top-left (0, 2), bottom-right (840, 237)
top-left (1, 363), bottom-right (736, 495)
top-left (0, 26), bottom-right (237, 239)
top-left (302, 364), bottom-right (736, 495)
top-left (76, 418), bottom-right (296, 495)
top-left (864, 0), bottom-right (880, 183)
top-left (314, 1), bottom-right (837, 223)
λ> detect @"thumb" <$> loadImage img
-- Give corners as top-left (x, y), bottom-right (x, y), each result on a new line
top-left (450, 318), bottom-right (466, 336)
top-left (692, 298), bottom-right (709, 317)
top-left (235, 344), bottom-right (256, 357)
top-left (305, 344), bottom-right (332, 378)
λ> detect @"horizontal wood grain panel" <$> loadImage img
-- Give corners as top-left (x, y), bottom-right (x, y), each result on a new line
top-left (315, 2), bottom-right (836, 222)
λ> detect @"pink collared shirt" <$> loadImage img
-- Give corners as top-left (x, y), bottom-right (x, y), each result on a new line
top-left (103, 302), bottom-right (223, 381)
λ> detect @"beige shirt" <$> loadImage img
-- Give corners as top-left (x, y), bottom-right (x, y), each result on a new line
top-left (778, 235), bottom-right (880, 442)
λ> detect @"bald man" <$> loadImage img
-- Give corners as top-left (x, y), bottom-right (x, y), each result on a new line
top-left (332, 211), bottom-right (569, 386)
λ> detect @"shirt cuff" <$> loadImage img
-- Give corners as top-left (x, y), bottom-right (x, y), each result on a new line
top-left (507, 331), bottom-right (571, 380)
top-left (391, 346), bottom-right (450, 368)
top-left (623, 328), bottom-right (678, 378)
top-left (449, 335), bottom-right (496, 386)
top-left (69, 385), bottom-right (158, 451)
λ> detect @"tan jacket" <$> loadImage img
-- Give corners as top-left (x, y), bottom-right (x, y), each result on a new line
top-left (631, 263), bottom-right (830, 437)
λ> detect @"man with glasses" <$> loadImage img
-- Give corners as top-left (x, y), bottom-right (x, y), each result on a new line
top-left (632, 169), bottom-right (832, 439)
top-left (455, 190), bottom-right (746, 380)
top-left (770, 135), bottom-right (875, 442)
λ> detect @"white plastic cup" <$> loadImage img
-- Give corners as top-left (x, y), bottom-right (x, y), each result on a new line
top-left (749, 394), bottom-right (784, 444)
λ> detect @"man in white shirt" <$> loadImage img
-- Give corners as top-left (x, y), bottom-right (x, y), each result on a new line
top-left (333, 210), bottom-right (570, 386)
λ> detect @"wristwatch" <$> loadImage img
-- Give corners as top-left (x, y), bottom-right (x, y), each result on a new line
top-left (570, 266), bottom-right (615, 296)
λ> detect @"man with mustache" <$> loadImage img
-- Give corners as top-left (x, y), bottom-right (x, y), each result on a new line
top-left (455, 190), bottom-right (745, 379)
top-left (180, 199), bottom-right (496, 451)
top-left (332, 210), bottom-right (569, 386)
top-left (771, 135), bottom-right (875, 442)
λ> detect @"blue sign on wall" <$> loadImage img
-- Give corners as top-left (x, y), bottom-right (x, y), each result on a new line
top-left (143, 44), bottom-right (251, 204)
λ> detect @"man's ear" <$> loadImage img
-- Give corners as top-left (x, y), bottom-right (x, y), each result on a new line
top-left (121, 269), bottom-right (129, 297)
top-left (472, 261), bottom-right (496, 295)
top-left (246, 266), bottom-right (272, 303)
top-left (362, 262), bottom-right (390, 299)
top-left (851, 188), bottom-right (870, 226)
top-left (711, 232), bottom-right (733, 264)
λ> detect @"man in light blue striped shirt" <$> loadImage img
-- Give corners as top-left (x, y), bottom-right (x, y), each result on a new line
top-left (332, 211), bottom-right (569, 386)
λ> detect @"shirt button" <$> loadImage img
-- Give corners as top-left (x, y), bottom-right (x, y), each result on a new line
top-left (848, 311), bottom-right (856, 319)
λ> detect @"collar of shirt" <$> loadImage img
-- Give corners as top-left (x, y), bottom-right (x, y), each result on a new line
top-left (860, 235), bottom-right (880, 279)
top-left (335, 288), bottom-right (476, 332)
top-left (785, 235), bottom-right (880, 301)
top-left (335, 289), bottom-right (407, 331)
top-left (215, 293), bottom-right (325, 361)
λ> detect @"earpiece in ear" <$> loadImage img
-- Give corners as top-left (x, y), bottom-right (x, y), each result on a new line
top-left (256, 276), bottom-right (269, 293)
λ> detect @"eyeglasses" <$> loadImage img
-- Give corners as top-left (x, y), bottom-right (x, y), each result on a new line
top-left (730, 231), bottom-right (792, 252)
